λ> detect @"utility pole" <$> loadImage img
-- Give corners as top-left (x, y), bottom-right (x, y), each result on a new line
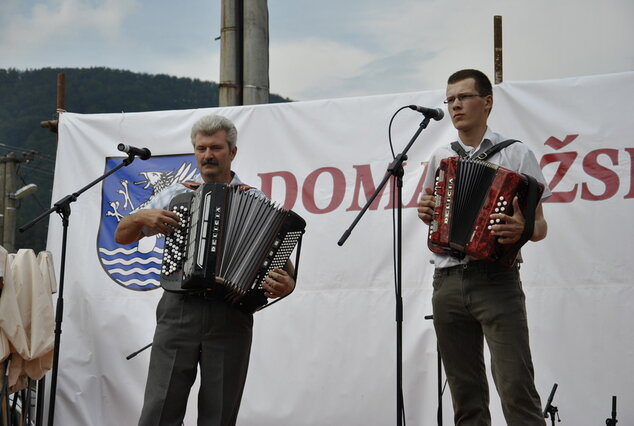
top-left (40, 73), bottom-right (65, 134)
top-left (0, 157), bottom-right (5, 243)
top-left (243, 0), bottom-right (269, 104)
top-left (3, 152), bottom-right (16, 252)
top-left (1, 151), bottom-right (37, 253)
top-left (219, 0), bottom-right (242, 106)
top-left (219, 0), bottom-right (269, 106)
top-left (494, 15), bottom-right (503, 84)
top-left (33, 71), bottom-right (64, 426)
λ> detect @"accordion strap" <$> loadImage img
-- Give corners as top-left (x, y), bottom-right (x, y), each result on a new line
top-left (451, 139), bottom-right (520, 160)
top-left (520, 174), bottom-right (540, 243)
top-left (450, 141), bottom-right (469, 158)
top-left (181, 180), bottom-right (201, 190)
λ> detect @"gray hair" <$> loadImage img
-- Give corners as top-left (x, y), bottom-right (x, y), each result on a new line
top-left (190, 114), bottom-right (238, 150)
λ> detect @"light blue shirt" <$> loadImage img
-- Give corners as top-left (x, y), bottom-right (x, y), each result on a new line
top-left (423, 128), bottom-right (551, 269)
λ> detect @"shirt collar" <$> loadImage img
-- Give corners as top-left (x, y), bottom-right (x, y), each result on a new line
top-left (456, 128), bottom-right (499, 158)
top-left (194, 171), bottom-right (240, 185)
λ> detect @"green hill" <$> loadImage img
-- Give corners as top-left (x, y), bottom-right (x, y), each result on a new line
top-left (0, 67), bottom-right (291, 252)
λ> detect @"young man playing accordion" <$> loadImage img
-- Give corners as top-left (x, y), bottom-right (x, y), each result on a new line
top-left (417, 69), bottom-right (550, 425)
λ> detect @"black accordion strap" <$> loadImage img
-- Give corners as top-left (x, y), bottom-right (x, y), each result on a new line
top-left (520, 175), bottom-right (540, 243)
top-left (451, 139), bottom-right (520, 160)
top-left (450, 141), bottom-right (469, 158)
top-left (475, 139), bottom-right (520, 160)
top-left (180, 180), bottom-right (201, 190)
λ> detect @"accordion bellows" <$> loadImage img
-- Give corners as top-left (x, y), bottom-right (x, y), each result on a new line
top-left (428, 157), bottom-right (543, 266)
top-left (160, 183), bottom-right (306, 312)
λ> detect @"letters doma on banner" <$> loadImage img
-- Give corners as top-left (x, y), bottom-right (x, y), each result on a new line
top-left (258, 162), bottom-right (431, 213)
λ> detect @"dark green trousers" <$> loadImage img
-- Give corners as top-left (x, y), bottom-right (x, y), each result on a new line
top-left (138, 291), bottom-right (253, 426)
top-left (432, 261), bottom-right (545, 426)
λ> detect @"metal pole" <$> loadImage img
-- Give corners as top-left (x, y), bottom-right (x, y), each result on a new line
top-left (0, 158), bottom-right (5, 244)
top-left (243, 0), bottom-right (269, 105)
top-left (36, 72), bottom-right (65, 426)
top-left (3, 152), bottom-right (16, 253)
top-left (494, 15), bottom-right (503, 84)
top-left (56, 74), bottom-right (65, 114)
top-left (40, 74), bottom-right (65, 133)
top-left (219, 0), bottom-right (243, 106)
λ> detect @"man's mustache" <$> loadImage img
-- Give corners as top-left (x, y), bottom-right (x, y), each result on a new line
top-left (201, 159), bottom-right (219, 166)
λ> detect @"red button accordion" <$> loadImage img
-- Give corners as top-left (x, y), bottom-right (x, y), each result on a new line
top-left (427, 157), bottom-right (543, 266)
top-left (160, 182), bottom-right (306, 312)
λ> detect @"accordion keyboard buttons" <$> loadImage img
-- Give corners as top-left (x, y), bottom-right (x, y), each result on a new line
top-left (488, 196), bottom-right (509, 231)
top-left (162, 206), bottom-right (190, 276)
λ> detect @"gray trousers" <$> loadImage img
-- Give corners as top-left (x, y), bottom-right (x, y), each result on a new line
top-left (432, 261), bottom-right (545, 426)
top-left (138, 291), bottom-right (253, 426)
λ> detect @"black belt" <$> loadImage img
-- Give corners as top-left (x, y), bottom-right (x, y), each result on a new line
top-left (175, 287), bottom-right (225, 301)
top-left (176, 289), bottom-right (260, 314)
top-left (436, 260), bottom-right (519, 276)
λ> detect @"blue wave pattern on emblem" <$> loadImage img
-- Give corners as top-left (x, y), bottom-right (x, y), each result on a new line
top-left (97, 154), bottom-right (197, 291)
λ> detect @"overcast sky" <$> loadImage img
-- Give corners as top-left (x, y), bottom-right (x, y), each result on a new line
top-left (1, 0), bottom-right (633, 101)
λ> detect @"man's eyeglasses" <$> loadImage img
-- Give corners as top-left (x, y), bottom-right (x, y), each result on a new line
top-left (443, 93), bottom-right (485, 105)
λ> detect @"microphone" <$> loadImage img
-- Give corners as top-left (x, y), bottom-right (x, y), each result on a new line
top-left (408, 105), bottom-right (444, 121)
top-left (117, 143), bottom-right (152, 160)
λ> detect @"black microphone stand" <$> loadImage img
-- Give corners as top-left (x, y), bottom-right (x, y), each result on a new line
top-left (126, 343), bottom-right (153, 360)
top-left (338, 115), bottom-right (433, 426)
top-left (605, 395), bottom-right (618, 426)
top-left (543, 383), bottom-right (560, 425)
top-left (424, 315), bottom-right (444, 425)
top-left (19, 153), bottom-right (141, 426)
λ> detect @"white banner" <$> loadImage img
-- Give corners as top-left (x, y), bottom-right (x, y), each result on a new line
top-left (46, 71), bottom-right (634, 425)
